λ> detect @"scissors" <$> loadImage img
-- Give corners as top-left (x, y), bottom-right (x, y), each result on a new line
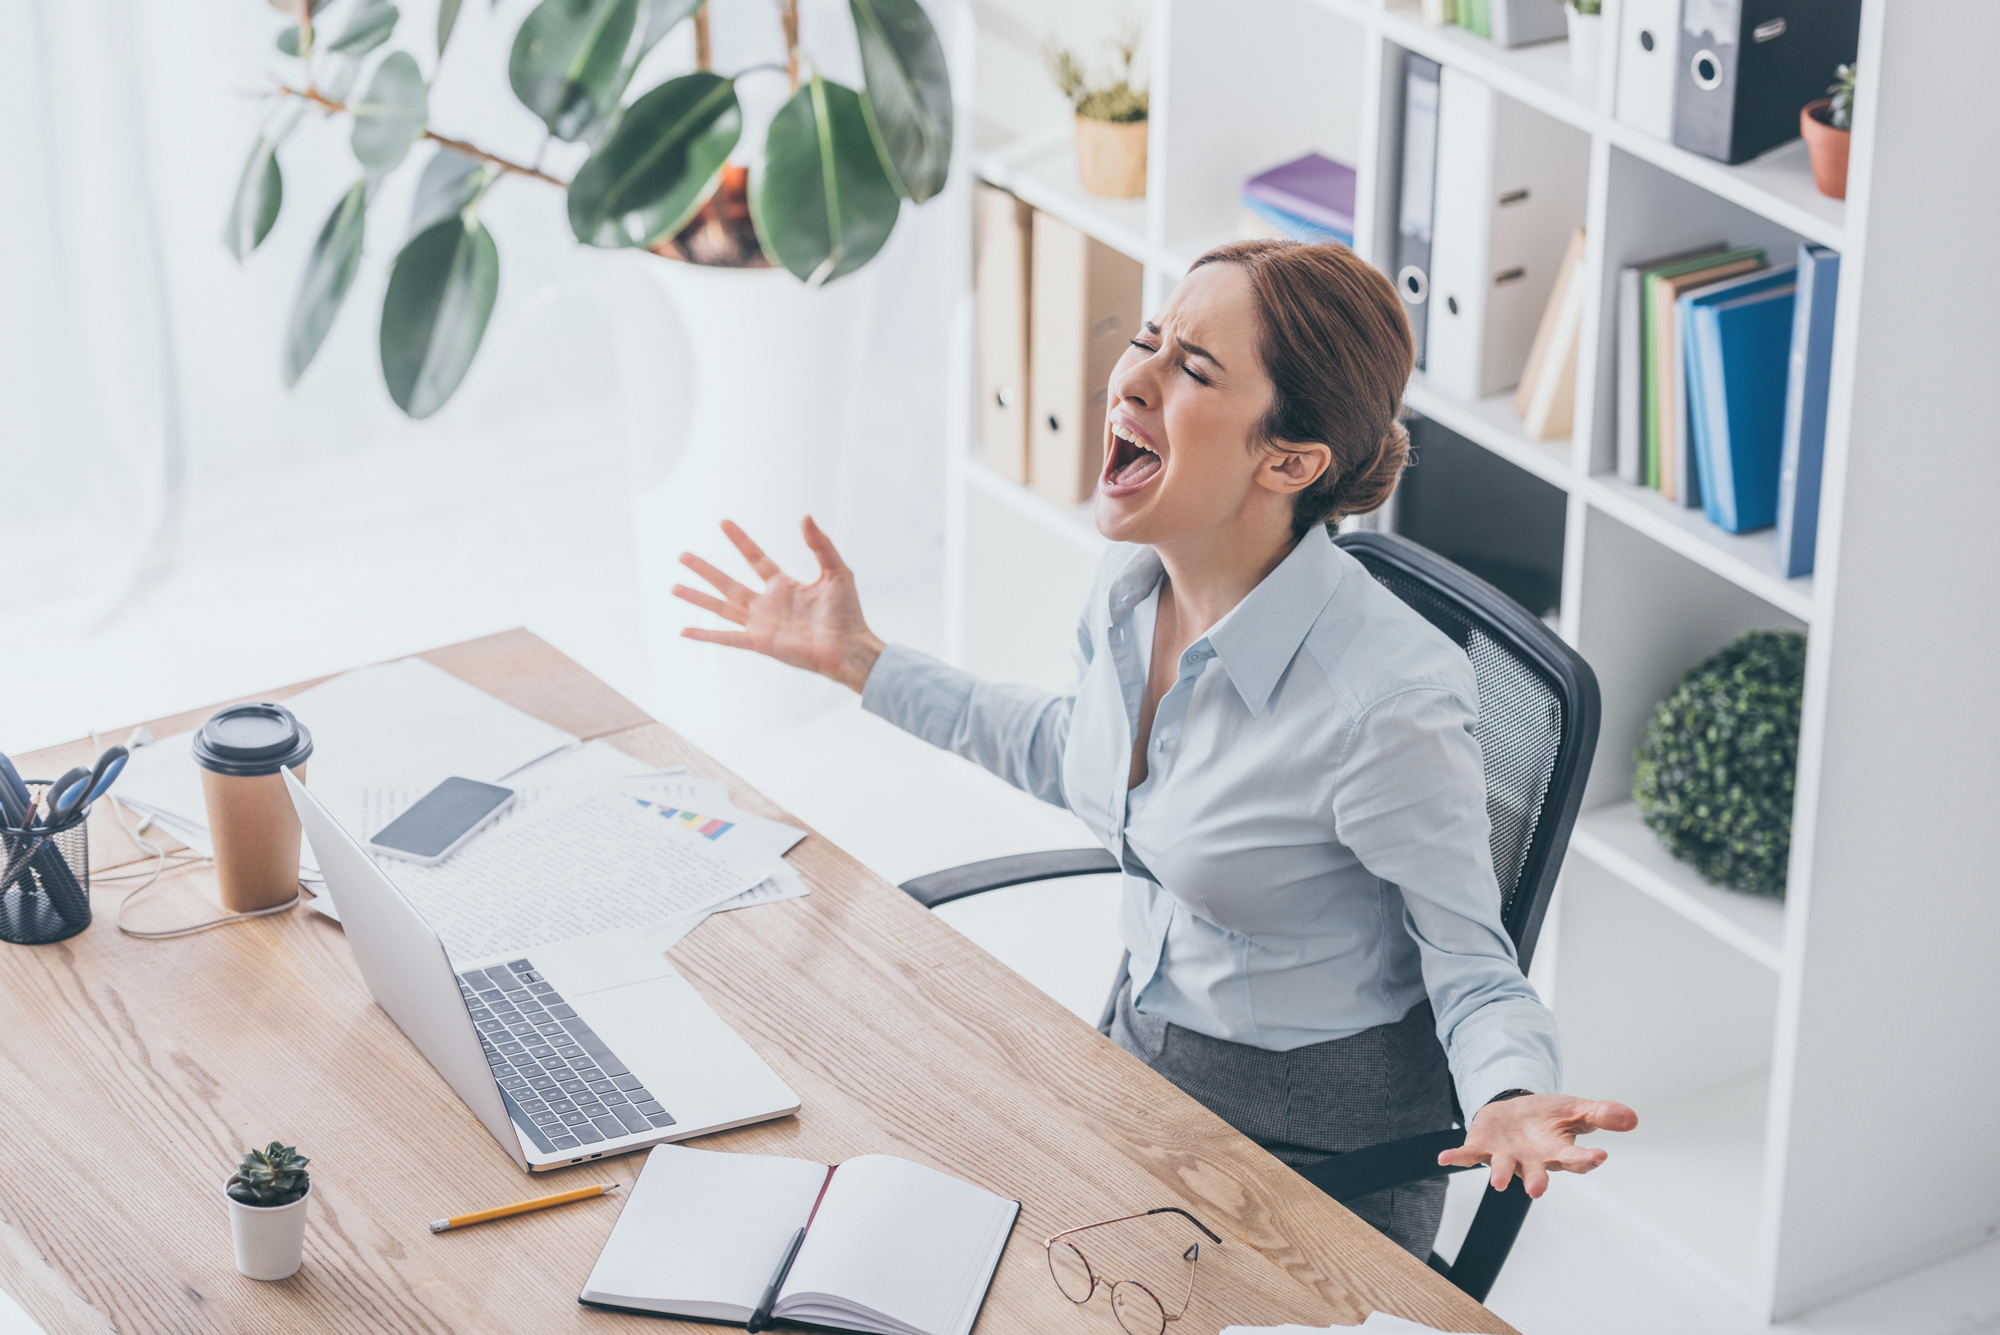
top-left (0, 753), bottom-right (29, 828)
top-left (41, 746), bottom-right (127, 831)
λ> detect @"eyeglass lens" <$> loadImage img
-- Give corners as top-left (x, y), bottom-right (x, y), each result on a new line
top-left (1049, 1240), bottom-right (1093, 1302)
top-left (1048, 1237), bottom-right (1168, 1335)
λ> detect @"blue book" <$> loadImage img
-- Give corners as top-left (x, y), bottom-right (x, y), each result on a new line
top-left (1775, 245), bottom-right (1841, 578)
top-left (1680, 268), bottom-right (1796, 532)
top-left (1239, 195), bottom-right (1353, 247)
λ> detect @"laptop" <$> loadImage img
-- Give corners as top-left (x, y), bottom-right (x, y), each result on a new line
top-left (286, 771), bottom-right (801, 1172)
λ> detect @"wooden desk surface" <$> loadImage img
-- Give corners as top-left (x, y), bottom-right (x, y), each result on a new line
top-left (1, 631), bottom-right (1513, 1335)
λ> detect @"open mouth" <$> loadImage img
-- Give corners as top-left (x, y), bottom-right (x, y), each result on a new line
top-left (1104, 418), bottom-right (1163, 493)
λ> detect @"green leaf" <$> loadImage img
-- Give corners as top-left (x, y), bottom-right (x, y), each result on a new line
top-left (351, 51), bottom-right (429, 174)
top-left (408, 147), bottom-right (488, 236)
top-left (566, 72), bottom-right (738, 248)
top-left (438, 0), bottom-right (462, 54)
top-left (848, 0), bottom-right (952, 203)
top-left (277, 25), bottom-right (301, 55)
top-left (379, 216), bottom-right (500, 418)
top-left (508, 0), bottom-right (639, 142)
top-left (223, 137), bottom-right (284, 261)
top-left (751, 74), bottom-right (902, 284)
top-left (283, 179), bottom-right (369, 387)
top-left (326, 0), bottom-right (400, 55)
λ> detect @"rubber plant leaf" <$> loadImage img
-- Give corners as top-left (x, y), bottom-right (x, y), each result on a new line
top-left (848, 0), bottom-right (952, 203)
top-left (223, 137), bottom-right (283, 260)
top-left (351, 50), bottom-right (429, 175)
top-left (379, 215), bottom-right (500, 418)
top-left (751, 73), bottom-right (902, 284)
top-left (408, 147), bottom-right (487, 237)
top-left (567, 71), bottom-right (739, 248)
top-left (283, 178), bottom-right (369, 387)
top-left (509, 0), bottom-right (640, 142)
top-left (438, 0), bottom-right (462, 54)
top-left (574, 0), bottom-right (707, 144)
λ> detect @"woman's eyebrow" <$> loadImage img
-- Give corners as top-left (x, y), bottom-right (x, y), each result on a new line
top-left (1143, 321), bottom-right (1227, 372)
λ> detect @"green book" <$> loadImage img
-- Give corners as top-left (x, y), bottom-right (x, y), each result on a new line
top-left (1642, 246), bottom-right (1765, 490)
top-left (1460, 0), bottom-right (1491, 37)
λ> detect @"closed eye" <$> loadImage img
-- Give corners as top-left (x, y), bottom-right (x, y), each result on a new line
top-left (1129, 338), bottom-right (1212, 386)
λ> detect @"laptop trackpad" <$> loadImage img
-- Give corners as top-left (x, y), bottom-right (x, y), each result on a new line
top-left (530, 929), bottom-right (676, 996)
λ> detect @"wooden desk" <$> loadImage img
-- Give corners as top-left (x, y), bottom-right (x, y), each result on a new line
top-left (1, 631), bottom-right (1513, 1335)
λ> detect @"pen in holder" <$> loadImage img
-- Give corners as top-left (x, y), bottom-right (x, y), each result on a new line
top-left (0, 782), bottom-right (93, 945)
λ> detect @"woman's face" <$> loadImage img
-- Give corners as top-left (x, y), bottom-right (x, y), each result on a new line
top-left (1094, 262), bottom-right (1328, 549)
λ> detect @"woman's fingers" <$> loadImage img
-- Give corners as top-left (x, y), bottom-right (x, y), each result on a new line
top-left (1437, 1144), bottom-right (1489, 1169)
top-left (681, 626), bottom-right (756, 650)
top-left (721, 520), bottom-right (785, 582)
top-left (679, 552), bottom-right (757, 603)
top-left (672, 585), bottom-right (749, 627)
top-left (800, 514), bottom-right (848, 581)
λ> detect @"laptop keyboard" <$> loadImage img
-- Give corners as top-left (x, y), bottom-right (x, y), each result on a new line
top-left (458, 958), bottom-right (677, 1153)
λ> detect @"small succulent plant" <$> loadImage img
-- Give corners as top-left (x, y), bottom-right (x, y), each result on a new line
top-left (228, 1142), bottom-right (311, 1208)
top-left (1827, 63), bottom-right (1858, 131)
top-left (1045, 20), bottom-right (1150, 124)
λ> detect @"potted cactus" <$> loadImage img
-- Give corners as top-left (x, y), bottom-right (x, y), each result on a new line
top-left (1801, 63), bottom-right (1856, 200)
top-left (1045, 22), bottom-right (1149, 198)
top-left (224, 1142), bottom-right (313, 1280)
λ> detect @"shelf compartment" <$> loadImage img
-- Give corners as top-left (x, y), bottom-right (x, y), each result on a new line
top-left (1583, 473), bottom-right (1814, 623)
top-left (976, 137), bottom-right (1176, 275)
top-left (1570, 801), bottom-right (1785, 972)
top-left (1404, 375), bottom-right (1574, 492)
top-left (1603, 122), bottom-right (1845, 253)
top-left (1373, 0), bottom-right (1597, 137)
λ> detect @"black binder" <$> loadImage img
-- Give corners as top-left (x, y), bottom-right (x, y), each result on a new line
top-left (1394, 54), bottom-right (1443, 369)
top-left (1672, 0), bottom-right (1862, 165)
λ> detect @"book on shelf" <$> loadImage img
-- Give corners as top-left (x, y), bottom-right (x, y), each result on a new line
top-left (1515, 227), bottom-right (1587, 440)
top-left (1239, 153), bottom-right (1355, 247)
top-left (1775, 244), bottom-right (1840, 577)
top-left (1683, 267), bottom-right (1797, 532)
top-left (1642, 246), bottom-right (1765, 499)
top-left (1613, 0), bottom-right (1682, 141)
top-left (974, 184), bottom-right (1032, 485)
top-left (1028, 210), bottom-right (1143, 507)
top-left (1421, 0), bottom-right (1455, 25)
top-left (1454, 0), bottom-right (1490, 39)
top-left (1426, 66), bottom-right (1591, 399)
top-left (1395, 55), bottom-right (1444, 371)
top-left (1673, 0), bottom-right (1864, 165)
top-left (1617, 244), bottom-right (1725, 483)
top-left (580, 1144), bottom-right (1020, 1335)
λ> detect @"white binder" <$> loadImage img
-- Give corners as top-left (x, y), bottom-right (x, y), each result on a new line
top-left (1425, 69), bottom-right (1591, 401)
top-left (1615, 0), bottom-right (1682, 140)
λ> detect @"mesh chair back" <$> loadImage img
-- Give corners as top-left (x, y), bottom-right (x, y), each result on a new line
top-left (1334, 532), bottom-right (1599, 970)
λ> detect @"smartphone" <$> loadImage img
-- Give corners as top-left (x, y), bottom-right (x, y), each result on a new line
top-left (367, 777), bottom-right (516, 866)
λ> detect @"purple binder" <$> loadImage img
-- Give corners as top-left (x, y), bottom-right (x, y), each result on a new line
top-left (1242, 153), bottom-right (1356, 238)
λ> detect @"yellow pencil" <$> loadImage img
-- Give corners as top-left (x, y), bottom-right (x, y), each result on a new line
top-left (428, 1182), bottom-right (621, 1233)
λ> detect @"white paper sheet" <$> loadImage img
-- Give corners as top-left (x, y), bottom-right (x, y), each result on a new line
top-left (1221, 1312), bottom-right (1481, 1333)
top-left (641, 863), bottom-right (811, 951)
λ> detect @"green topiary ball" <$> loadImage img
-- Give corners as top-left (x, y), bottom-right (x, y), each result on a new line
top-left (1633, 629), bottom-right (1806, 898)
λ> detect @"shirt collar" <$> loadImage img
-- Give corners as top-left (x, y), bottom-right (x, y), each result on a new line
top-left (1204, 527), bottom-right (1348, 716)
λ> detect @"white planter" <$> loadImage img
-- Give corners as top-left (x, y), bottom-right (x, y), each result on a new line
top-left (617, 256), bottom-right (876, 732)
top-left (225, 1178), bottom-right (310, 1281)
top-left (1567, 8), bottom-right (1603, 89)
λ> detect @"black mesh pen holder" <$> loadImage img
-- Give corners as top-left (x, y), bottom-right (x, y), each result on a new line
top-left (0, 785), bottom-right (92, 945)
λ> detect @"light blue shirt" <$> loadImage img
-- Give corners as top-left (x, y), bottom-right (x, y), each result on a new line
top-left (862, 526), bottom-right (1561, 1117)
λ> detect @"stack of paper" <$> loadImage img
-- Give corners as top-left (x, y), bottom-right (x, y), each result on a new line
top-left (1223, 1312), bottom-right (1485, 1334)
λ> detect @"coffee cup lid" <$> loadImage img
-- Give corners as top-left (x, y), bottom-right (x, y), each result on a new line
top-left (191, 703), bottom-right (314, 777)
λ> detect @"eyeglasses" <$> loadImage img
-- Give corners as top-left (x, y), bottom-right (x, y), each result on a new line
top-left (1045, 1207), bottom-right (1222, 1335)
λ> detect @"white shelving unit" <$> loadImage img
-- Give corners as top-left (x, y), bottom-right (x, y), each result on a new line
top-left (945, 0), bottom-right (2000, 1321)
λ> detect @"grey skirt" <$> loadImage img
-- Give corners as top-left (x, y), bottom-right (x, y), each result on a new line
top-left (1105, 975), bottom-right (1456, 1260)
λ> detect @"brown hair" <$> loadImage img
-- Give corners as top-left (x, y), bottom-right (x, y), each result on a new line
top-left (1189, 239), bottom-right (1413, 537)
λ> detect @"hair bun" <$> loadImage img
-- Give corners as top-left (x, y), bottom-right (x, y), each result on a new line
top-left (1331, 419), bottom-right (1409, 521)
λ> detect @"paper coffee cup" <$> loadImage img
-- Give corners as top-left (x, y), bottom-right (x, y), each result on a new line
top-left (192, 704), bottom-right (314, 914)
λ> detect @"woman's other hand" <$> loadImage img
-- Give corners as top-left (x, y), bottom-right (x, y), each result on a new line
top-left (673, 517), bottom-right (886, 693)
top-left (1441, 1095), bottom-right (1640, 1198)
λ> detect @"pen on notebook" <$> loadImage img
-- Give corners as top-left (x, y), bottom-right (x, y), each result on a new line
top-left (428, 1181), bottom-right (619, 1233)
top-left (746, 1225), bottom-right (806, 1334)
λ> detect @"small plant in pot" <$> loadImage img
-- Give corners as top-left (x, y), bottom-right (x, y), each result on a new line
top-left (225, 1141), bottom-right (313, 1281)
top-left (1801, 62), bottom-right (1856, 200)
top-left (1563, 0), bottom-right (1603, 87)
top-left (1045, 21), bottom-right (1149, 199)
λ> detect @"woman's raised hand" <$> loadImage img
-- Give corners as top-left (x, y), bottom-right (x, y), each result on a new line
top-left (672, 518), bottom-right (886, 693)
top-left (1441, 1094), bottom-right (1640, 1198)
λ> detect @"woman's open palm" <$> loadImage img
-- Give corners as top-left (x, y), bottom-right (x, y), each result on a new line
top-left (673, 518), bottom-right (886, 692)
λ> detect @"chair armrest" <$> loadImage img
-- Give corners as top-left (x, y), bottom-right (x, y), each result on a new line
top-left (898, 848), bottom-right (1120, 909)
top-left (1290, 1128), bottom-right (1473, 1203)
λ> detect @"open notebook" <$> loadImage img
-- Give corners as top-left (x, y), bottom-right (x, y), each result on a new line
top-left (580, 1145), bottom-right (1020, 1335)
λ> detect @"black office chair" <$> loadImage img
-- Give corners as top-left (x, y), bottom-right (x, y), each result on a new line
top-left (898, 530), bottom-right (1600, 1303)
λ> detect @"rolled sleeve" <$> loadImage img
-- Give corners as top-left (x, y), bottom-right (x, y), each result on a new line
top-left (1331, 685), bottom-right (1563, 1117)
top-left (860, 644), bottom-right (1074, 808)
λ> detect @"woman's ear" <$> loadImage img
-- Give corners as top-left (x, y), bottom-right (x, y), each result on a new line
top-left (1257, 441), bottom-right (1334, 497)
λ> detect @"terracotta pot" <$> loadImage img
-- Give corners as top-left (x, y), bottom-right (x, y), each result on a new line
top-left (1074, 115), bottom-right (1148, 199)
top-left (1800, 98), bottom-right (1850, 200)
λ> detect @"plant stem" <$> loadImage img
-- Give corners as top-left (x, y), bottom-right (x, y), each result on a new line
top-left (779, 0), bottom-right (799, 92)
top-left (281, 84), bottom-right (568, 188)
top-left (694, 4), bottom-right (712, 72)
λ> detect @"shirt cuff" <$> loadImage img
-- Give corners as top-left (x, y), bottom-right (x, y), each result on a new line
top-left (1459, 1060), bottom-right (1559, 1124)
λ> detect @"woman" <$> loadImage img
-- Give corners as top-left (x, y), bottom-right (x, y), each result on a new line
top-left (673, 240), bottom-right (1636, 1260)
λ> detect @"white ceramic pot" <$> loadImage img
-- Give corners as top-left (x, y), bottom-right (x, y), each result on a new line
top-left (619, 256), bottom-right (874, 732)
top-left (225, 1177), bottom-right (309, 1281)
top-left (1567, 8), bottom-right (1603, 88)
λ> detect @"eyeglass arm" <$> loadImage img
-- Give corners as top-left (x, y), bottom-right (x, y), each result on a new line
top-left (1044, 1206), bottom-right (1222, 1248)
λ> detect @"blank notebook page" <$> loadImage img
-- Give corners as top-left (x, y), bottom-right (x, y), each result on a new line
top-left (777, 1155), bottom-right (1019, 1335)
top-left (583, 1145), bottom-right (829, 1321)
